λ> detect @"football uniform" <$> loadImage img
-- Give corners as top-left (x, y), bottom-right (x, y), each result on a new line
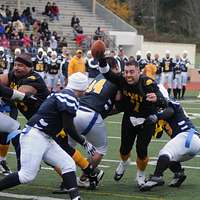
top-left (153, 58), bottom-right (162, 84)
top-left (99, 62), bottom-right (167, 163)
top-left (46, 58), bottom-right (61, 91)
top-left (8, 70), bottom-right (50, 120)
top-left (160, 57), bottom-right (175, 89)
top-left (32, 55), bottom-right (47, 80)
top-left (180, 57), bottom-right (190, 86)
top-left (58, 54), bottom-right (70, 88)
top-left (68, 74), bottom-right (118, 155)
top-left (173, 59), bottom-right (182, 90)
top-left (158, 101), bottom-right (200, 162)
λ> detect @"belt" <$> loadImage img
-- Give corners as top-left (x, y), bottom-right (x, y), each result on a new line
top-left (81, 112), bottom-right (99, 136)
top-left (185, 128), bottom-right (199, 148)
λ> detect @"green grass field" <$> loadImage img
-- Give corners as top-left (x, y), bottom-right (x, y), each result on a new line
top-left (1, 91), bottom-right (200, 200)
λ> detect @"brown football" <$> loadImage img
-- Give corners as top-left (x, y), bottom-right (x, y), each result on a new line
top-left (91, 40), bottom-right (106, 58)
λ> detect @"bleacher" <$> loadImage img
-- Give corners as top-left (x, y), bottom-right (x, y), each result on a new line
top-left (1, 0), bottom-right (118, 52)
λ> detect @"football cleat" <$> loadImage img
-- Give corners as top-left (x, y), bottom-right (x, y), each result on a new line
top-left (52, 182), bottom-right (69, 194)
top-left (136, 170), bottom-right (146, 187)
top-left (139, 175), bottom-right (165, 192)
top-left (0, 160), bottom-right (12, 176)
top-left (169, 169), bottom-right (187, 187)
top-left (114, 159), bottom-right (130, 181)
top-left (77, 168), bottom-right (104, 190)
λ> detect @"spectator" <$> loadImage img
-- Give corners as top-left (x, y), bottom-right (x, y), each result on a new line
top-left (21, 33), bottom-right (31, 50)
top-left (0, 34), bottom-right (9, 48)
top-left (5, 6), bottom-right (12, 22)
top-left (40, 19), bottom-right (50, 38)
top-left (71, 12), bottom-right (80, 28)
top-left (93, 26), bottom-right (105, 40)
top-left (0, 5), bottom-right (6, 23)
top-left (32, 19), bottom-right (41, 34)
top-left (12, 9), bottom-right (20, 22)
top-left (68, 49), bottom-right (85, 76)
top-left (50, 2), bottom-right (59, 21)
top-left (49, 35), bottom-right (58, 50)
top-left (13, 20), bottom-right (24, 36)
top-left (5, 21), bottom-right (13, 39)
top-left (0, 20), bottom-right (5, 36)
top-left (59, 36), bottom-right (68, 49)
top-left (42, 2), bottom-right (51, 16)
top-left (31, 7), bottom-right (37, 22)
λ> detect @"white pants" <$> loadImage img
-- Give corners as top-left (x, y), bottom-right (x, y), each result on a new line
top-left (159, 131), bottom-right (200, 162)
top-left (173, 74), bottom-right (182, 89)
top-left (0, 112), bottom-right (19, 133)
top-left (68, 106), bottom-right (107, 155)
top-left (46, 74), bottom-right (59, 91)
top-left (181, 72), bottom-right (188, 86)
top-left (19, 127), bottom-right (76, 184)
top-left (160, 72), bottom-right (173, 89)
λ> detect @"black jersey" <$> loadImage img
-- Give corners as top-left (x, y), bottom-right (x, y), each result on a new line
top-left (47, 58), bottom-right (61, 75)
top-left (174, 59), bottom-right (182, 75)
top-left (80, 74), bottom-right (118, 118)
top-left (27, 89), bottom-right (78, 136)
top-left (161, 58), bottom-right (174, 72)
top-left (102, 70), bottom-right (165, 117)
top-left (32, 55), bottom-right (47, 72)
top-left (8, 71), bottom-right (50, 119)
top-left (180, 58), bottom-right (190, 72)
top-left (153, 59), bottom-right (162, 75)
top-left (164, 101), bottom-right (196, 138)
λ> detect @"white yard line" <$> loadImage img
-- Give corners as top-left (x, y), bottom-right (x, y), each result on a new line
top-left (0, 192), bottom-right (67, 200)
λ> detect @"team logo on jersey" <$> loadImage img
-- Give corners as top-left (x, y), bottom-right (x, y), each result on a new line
top-left (27, 76), bottom-right (36, 80)
top-left (146, 79), bottom-right (153, 86)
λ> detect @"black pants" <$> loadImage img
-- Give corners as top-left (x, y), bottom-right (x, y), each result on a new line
top-left (120, 114), bottom-right (155, 159)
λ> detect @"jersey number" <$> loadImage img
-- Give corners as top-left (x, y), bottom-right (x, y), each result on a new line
top-left (86, 79), bottom-right (106, 94)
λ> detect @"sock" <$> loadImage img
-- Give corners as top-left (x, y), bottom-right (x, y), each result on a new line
top-left (136, 157), bottom-right (148, 171)
top-left (154, 155), bottom-right (170, 177)
top-left (62, 171), bottom-right (80, 199)
top-left (120, 152), bottom-right (131, 162)
top-left (167, 88), bottom-right (171, 96)
top-left (169, 161), bottom-right (182, 173)
top-left (11, 134), bottom-right (21, 170)
top-left (0, 172), bottom-right (21, 191)
top-left (173, 89), bottom-right (177, 99)
top-left (0, 144), bottom-right (9, 161)
top-left (177, 89), bottom-right (181, 99)
top-left (72, 149), bottom-right (89, 170)
top-left (182, 86), bottom-right (186, 98)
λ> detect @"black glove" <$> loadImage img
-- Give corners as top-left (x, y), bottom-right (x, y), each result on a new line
top-left (144, 114), bottom-right (158, 125)
top-left (83, 140), bottom-right (96, 156)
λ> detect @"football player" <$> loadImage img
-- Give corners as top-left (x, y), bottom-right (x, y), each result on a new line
top-left (160, 50), bottom-right (175, 96)
top-left (140, 99), bottom-right (200, 191)
top-left (180, 50), bottom-right (190, 99)
top-left (0, 72), bottom-right (96, 200)
top-left (46, 50), bottom-right (61, 92)
top-left (98, 55), bottom-right (167, 188)
top-left (67, 57), bottom-right (121, 188)
top-left (32, 48), bottom-right (47, 80)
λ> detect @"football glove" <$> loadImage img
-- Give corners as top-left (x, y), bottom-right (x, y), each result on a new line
top-left (144, 114), bottom-right (158, 125)
top-left (83, 140), bottom-right (96, 156)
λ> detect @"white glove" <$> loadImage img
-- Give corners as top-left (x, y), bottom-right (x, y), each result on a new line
top-left (83, 140), bottom-right (96, 156)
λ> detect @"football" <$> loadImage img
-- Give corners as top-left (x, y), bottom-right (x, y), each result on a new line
top-left (91, 40), bottom-right (106, 58)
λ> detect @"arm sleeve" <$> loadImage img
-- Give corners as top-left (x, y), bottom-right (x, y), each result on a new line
top-left (62, 112), bottom-right (85, 145)
top-left (98, 58), bottom-right (121, 87)
top-left (157, 107), bottom-right (174, 120)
